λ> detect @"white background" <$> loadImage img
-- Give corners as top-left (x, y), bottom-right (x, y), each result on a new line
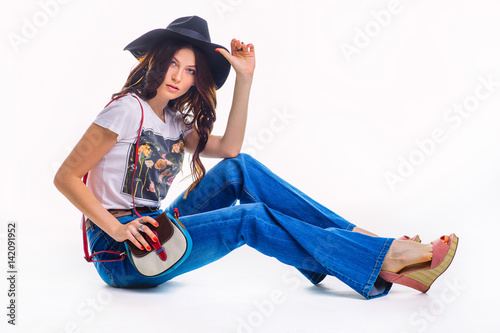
top-left (1, 0), bottom-right (499, 332)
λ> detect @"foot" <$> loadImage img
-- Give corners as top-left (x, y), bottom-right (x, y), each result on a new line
top-left (381, 240), bottom-right (433, 273)
top-left (398, 235), bottom-right (421, 243)
top-left (352, 227), bottom-right (378, 237)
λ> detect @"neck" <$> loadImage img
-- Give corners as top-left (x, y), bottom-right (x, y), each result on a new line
top-left (146, 96), bottom-right (170, 121)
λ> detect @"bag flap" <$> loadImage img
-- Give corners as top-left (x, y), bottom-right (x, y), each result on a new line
top-left (125, 212), bottom-right (174, 258)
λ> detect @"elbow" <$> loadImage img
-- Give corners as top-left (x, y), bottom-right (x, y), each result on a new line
top-left (53, 167), bottom-right (70, 194)
top-left (223, 146), bottom-right (241, 159)
top-left (53, 170), bottom-right (64, 193)
top-left (226, 151), bottom-right (240, 159)
top-left (217, 138), bottom-right (242, 159)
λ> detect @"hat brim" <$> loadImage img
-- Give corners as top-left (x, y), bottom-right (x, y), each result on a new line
top-left (124, 29), bottom-right (231, 90)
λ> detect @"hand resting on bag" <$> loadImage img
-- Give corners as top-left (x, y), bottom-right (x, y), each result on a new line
top-left (111, 216), bottom-right (159, 251)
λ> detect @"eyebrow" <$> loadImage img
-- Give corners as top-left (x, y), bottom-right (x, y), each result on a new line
top-left (172, 56), bottom-right (196, 68)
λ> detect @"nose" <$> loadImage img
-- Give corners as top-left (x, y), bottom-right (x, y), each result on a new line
top-left (171, 68), bottom-right (182, 82)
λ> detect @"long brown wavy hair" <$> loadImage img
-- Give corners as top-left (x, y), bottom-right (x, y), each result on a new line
top-left (113, 39), bottom-right (217, 197)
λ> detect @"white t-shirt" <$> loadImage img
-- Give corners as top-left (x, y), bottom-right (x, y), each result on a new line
top-left (87, 94), bottom-right (193, 210)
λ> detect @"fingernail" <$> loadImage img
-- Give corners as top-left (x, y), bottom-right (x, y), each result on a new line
top-left (140, 246), bottom-right (144, 250)
top-left (153, 237), bottom-right (158, 242)
top-left (147, 246), bottom-right (151, 251)
top-left (155, 223), bottom-right (159, 227)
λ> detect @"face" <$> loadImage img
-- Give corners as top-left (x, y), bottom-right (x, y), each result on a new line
top-left (158, 47), bottom-right (196, 101)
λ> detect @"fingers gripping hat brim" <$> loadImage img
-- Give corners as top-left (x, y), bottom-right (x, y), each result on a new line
top-left (123, 16), bottom-right (231, 90)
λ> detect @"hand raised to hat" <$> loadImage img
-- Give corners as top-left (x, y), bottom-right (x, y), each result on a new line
top-left (216, 38), bottom-right (255, 77)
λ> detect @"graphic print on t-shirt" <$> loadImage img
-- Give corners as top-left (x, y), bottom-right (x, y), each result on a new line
top-left (122, 128), bottom-right (184, 202)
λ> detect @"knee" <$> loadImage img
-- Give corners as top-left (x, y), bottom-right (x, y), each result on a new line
top-left (215, 153), bottom-right (253, 172)
top-left (225, 152), bottom-right (251, 162)
top-left (225, 153), bottom-right (260, 169)
top-left (209, 153), bottom-right (264, 187)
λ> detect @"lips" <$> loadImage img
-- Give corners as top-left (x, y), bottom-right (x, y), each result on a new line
top-left (166, 84), bottom-right (179, 92)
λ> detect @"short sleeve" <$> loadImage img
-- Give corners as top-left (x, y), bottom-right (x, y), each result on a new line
top-left (93, 95), bottom-right (143, 142)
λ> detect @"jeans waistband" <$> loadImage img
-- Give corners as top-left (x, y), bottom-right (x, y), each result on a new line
top-left (85, 207), bottom-right (161, 230)
top-left (108, 206), bottom-right (161, 218)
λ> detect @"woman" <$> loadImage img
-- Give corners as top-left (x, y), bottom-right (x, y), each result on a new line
top-left (54, 16), bottom-right (458, 299)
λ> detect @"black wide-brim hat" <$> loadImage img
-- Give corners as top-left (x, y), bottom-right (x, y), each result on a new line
top-left (124, 16), bottom-right (231, 90)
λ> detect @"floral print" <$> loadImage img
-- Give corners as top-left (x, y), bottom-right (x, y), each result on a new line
top-left (122, 129), bottom-right (184, 202)
top-left (154, 159), bottom-right (167, 171)
top-left (171, 141), bottom-right (184, 154)
top-left (138, 144), bottom-right (152, 158)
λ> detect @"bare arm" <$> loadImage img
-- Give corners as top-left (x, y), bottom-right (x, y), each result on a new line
top-left (185, 39), bottom-right (255, 158)
top-left (54, 123), bottom-right (158, 250)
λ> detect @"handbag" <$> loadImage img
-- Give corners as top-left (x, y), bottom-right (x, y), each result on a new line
top-left (124, 211), bottom-right (192, 277)
top-left (81, 94), bottom-right (192, 278)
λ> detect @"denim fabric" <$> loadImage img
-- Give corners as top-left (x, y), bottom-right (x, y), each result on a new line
top-left (87, 154), bottom-right (394, 299)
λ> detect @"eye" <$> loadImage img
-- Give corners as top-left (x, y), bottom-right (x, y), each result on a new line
top-left (170, 60), bottom-right (177, 66)
top-left (187, 68), bottom-right (196, 75)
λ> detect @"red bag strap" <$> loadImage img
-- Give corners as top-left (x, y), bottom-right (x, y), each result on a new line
top-left (82, 94), bottom-right (145, 263)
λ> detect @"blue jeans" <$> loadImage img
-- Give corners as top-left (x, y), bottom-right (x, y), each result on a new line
top-left (87, 154), bottom-right (394, 299)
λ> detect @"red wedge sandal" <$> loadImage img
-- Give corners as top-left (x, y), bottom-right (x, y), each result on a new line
top-left (380, 234), bottom-right (459, 293)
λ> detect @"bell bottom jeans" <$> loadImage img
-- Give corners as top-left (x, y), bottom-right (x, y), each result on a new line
top-left (86, 154), bottom-right (394, 299)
